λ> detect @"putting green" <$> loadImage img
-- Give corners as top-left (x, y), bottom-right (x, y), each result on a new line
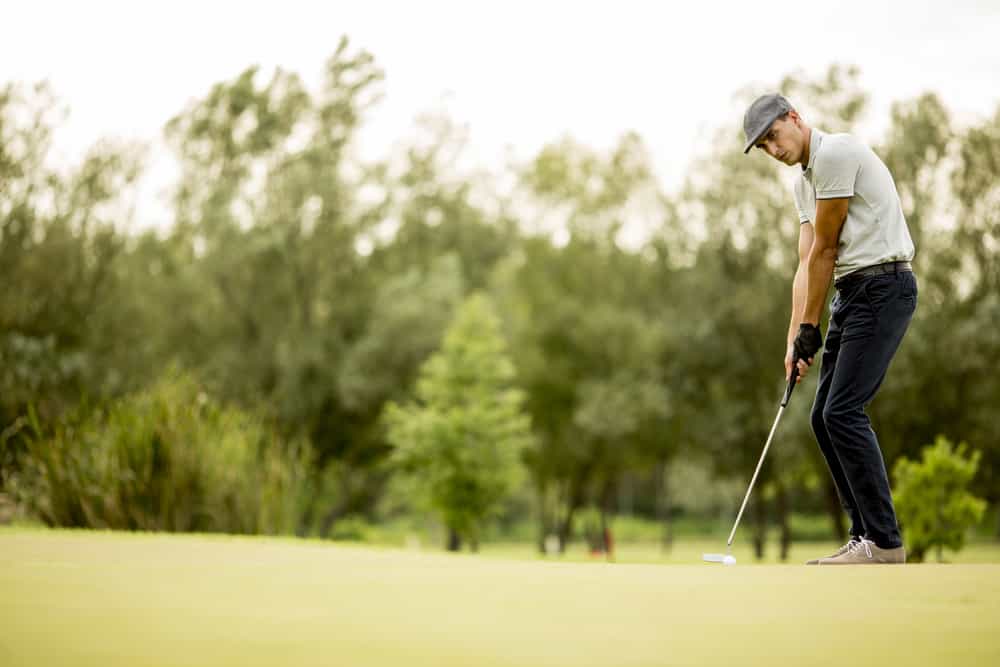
top-left (2, 529), bottom-right (998, 666)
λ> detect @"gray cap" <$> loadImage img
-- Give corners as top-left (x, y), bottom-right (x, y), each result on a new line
top-left (743, 93), bottom-right (793, 154)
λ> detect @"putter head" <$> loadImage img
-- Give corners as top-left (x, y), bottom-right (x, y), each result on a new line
top-left (702, 553), bottom-right (737, 566)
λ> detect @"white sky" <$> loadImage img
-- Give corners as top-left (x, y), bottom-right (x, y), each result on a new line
top-left (3, 0), bottom-right (1000, 233)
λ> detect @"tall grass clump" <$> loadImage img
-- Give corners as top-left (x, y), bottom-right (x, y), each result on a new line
top-left (15, 372), bottom-right (310, 534)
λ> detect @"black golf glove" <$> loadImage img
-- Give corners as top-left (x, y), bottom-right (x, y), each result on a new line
top-left (793, 323), bottom-right (823, 362)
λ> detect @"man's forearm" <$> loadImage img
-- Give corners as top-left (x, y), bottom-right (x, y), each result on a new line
top-left (788, 264), bottom-right (807, 346)
top-left (802, 248), bottom-right (836, 325)
top-left (800, 198), bottom-right (848, 327)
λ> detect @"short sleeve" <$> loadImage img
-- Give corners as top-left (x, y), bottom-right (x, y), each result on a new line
top-left (793, 177), bottom-right (814, 224)
top-left (813, 136), bottom-right (860, 199)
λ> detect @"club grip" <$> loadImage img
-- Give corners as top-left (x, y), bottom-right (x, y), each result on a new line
top-left (782, 361), bottom-right (799, 407)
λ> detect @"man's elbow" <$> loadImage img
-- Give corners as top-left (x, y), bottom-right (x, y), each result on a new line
top-left (809, 242), bottom-right (838, 265)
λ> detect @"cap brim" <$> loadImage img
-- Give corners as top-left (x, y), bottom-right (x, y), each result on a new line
top-left (743, 124), bottom-right (770, 154)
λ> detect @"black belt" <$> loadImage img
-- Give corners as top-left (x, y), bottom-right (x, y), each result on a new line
top-left (835, 261), bottom-right (912, 289)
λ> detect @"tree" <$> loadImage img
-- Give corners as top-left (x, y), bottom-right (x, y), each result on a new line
top-left (368, 111), bottom-right (519, 291)
top-left (494, 232), bottom-right (675, 553)
top-left (893, 436), bottom-right (987, 562)
top-left (160, 39), bottom-right (394, 534)
top-left (878, 93), bottom-right (952, 252)
top-left (162, 38), bottom-right (385, 424)
top-left (871, 98), bottom-right (1000, 530)
top-left (384, 293), bottom-right (533, 551)
top-left (320, 253), bottom-right (465, 533)
top-left (496, 133), bottom-right (674, 553)
top-left (0, 82), bottom-right (142, 487)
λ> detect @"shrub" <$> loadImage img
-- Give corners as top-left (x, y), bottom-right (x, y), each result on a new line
top-left (384, 293), bottom-right (533, 551)
top-left (893, 436), bottom-right (987, 562)
top-left (15, 371), bottom-right (310, 534)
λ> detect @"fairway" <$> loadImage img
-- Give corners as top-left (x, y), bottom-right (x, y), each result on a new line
top-left (2, 530), bottom-right (999, 667)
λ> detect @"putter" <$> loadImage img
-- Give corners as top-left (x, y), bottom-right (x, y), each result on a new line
top-left (703, 362), bottom-right (800, 566)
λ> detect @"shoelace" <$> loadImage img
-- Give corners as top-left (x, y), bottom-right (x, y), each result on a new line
top-left (847, 538), bottom-right (874, 559)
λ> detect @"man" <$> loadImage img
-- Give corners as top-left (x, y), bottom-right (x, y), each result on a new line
top-left (743, 94), bottom-right (917, 564)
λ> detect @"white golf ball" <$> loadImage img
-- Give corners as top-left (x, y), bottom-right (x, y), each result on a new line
top-left (723, 555), bottom-right (736, 566)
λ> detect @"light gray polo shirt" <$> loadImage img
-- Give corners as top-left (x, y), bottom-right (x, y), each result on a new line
top-left (793, 129), bottom-right (915, 281)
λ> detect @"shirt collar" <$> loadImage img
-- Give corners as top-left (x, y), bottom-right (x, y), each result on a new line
top-left (802, 128), bottom-right (824, 175)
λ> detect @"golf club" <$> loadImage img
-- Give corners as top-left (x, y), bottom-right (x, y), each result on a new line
top-left (703, 362), bottom-right (800, 566)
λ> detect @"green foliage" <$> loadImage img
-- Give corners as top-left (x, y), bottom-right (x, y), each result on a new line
top-left (0, 83), bottom-right (143, 418)
top-left (499, 130), bottom-right (675, 548)
top-left (338, 254), bottom-right (464, 420)
top-left (523, 132), bottom-right (655, 242)
top-left (4, 53), bottom-right (1000, 554)
top-left (12, 372), bottom-right (310, 534)
top-left (0, 83), bottom-right (146, 491)
top-left (384, 293), bottom-right (533, 549)
top-left (777, 63), bottom-right (870, 131)
top-left (370, 111), bottom-right (518, 290)
top-left (868, 98), bottom-right (1000, 511)
top-left (893, 436), bottom-right (987, 562)
top-left (878, 93), bottom-right (952, 250)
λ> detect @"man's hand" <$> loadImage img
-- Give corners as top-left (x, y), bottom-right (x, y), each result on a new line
top-left (792, 323), bottom-right (823, 379)
top-left (784, 344), bottom-right (812, 383)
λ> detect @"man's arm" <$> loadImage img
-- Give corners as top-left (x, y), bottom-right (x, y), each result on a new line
top-left (801, 197), bottom-right (850, 326)
top-left (788, 223), bottom-right (814, 347)
top-left (785, 223), bottom-right (813, 382)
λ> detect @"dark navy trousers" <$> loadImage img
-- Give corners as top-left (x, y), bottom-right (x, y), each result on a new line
top-left (810, 269), bottom-right (917, 549)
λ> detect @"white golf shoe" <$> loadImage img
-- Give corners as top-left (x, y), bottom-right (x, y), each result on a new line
top-left (817, 538), bottom-right (906, 564)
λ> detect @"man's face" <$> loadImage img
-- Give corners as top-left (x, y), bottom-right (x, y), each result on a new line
top-left (754, 113), bottom-right (806, 165)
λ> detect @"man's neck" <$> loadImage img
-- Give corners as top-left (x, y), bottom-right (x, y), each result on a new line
top-left (800, 127), bottom-right (813, 169)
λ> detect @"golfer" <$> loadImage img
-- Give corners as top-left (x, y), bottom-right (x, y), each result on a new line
top-left (744, 94), bottom-right (915, 564)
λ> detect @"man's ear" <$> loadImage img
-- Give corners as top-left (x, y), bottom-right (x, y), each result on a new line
top-left (787, 109), bottom-right (802, 126)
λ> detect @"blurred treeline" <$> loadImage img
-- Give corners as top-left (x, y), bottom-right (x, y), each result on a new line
top-left (2, 40), bottom-right (998, 555)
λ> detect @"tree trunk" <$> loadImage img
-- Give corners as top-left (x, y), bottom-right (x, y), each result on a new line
top-left (557, 504), bottom-right (577, 554)
top-left (657, 460), bottom-right (674, 551)
top-left (753, 493), bottom-right (766, 561)
top-left (557, 470), bottom-right (589, 553)
top-left (318, 507), bottom-right (342, 539)
top-left (534, 476), bottom-right (550, 554)
top-left (447, 527), bottom-right (461, 552)
top-left (825, 478), bottom-right (847, 543)
top-left (618, 471), bottom-right (633, 517)
top-left (318, 469), bottom-right (354, 539)
top-left (776, 481), bottom-right (791, 562)
top-left (600, 479), bottom-right (615, 562)
top-left (296, 480), bottom-right (317, 537)
top-left (295, 472), bottom-right (322, 537)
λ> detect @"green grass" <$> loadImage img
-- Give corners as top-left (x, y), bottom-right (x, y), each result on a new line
top-left (479, 538), bottom-right (1000, 565)
top-left (2, 528), bottom-right (1000, 666)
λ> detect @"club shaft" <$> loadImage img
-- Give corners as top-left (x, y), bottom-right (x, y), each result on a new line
top-left (727, 405), bottom-right (785, 548)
